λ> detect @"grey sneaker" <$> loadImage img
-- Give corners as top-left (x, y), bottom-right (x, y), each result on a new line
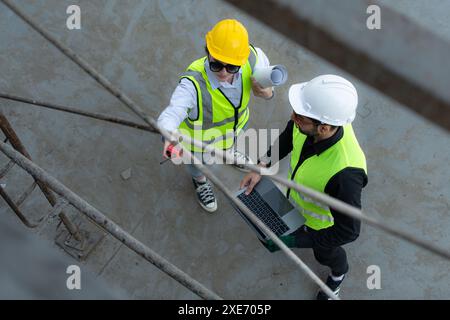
top-left (192, 178), bottom-right (217, 213)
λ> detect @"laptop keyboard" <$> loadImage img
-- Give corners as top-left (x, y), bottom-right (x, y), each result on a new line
top-left (237, 191), bottom-right (289, 237)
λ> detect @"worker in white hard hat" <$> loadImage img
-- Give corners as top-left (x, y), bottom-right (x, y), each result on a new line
top-left (158, 19), bottom-right (274, 214)
top-left (240, 74), bottom-right (368, 300)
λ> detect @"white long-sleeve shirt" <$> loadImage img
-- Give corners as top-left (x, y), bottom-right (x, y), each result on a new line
top-left (157, 47), bottom-right (271, 132)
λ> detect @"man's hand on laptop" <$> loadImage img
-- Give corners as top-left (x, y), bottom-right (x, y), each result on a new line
top-left (239, 162), bottom-right (268, 195)
top-left (240, 172), bottom-right (261, 195)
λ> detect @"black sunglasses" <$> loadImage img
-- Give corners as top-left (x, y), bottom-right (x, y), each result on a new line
top-left (208, 59), bottom-right (240, 74)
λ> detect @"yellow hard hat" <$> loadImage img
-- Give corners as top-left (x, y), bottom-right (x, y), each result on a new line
top-left (205, 19), bottom-right (250, 66)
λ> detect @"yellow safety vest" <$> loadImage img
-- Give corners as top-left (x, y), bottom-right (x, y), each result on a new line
top-left (288, 124), bottom-right (367, 230)
top-left (178, 46), bottom-right (258, 152)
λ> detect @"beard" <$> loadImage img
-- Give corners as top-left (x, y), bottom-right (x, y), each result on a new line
top-left (297, 124), bottom-right (318, 137)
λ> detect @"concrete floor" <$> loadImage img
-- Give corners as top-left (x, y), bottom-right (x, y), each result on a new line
top-left (0, 207), bottom-right (126, 299)
top-left (0, 0), bottom-right (449, 299)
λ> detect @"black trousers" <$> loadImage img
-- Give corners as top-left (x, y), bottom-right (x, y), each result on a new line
top-left (312, 245), bottom-right (349, 276)
top-left (293, 226), bottom-right (349, 276)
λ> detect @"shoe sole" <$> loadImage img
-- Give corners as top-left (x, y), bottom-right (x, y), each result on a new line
top-left (196, 198), bottom-right (218, 213)
top-left (317, 288), bottom-right (340, 300)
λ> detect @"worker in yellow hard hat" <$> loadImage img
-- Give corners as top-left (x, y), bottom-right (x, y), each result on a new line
top-left (158, 19), bottom-right (274, 213)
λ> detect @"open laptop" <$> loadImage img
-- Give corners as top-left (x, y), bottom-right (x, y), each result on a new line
top-left (231, 176), bottom-right (305, 241)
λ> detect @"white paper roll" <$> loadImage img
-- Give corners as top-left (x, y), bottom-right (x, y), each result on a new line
top-left (252, 65), bottom-right (288, 88)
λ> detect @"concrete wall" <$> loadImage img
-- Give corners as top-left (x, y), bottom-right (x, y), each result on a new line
top-left (0, 0), bottom-right (449, 299)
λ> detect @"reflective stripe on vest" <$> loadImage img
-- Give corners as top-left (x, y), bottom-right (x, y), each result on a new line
top-left (178, 46), bottom-right (258, 152)
top-left (288, 124), bottom-right (367, 230)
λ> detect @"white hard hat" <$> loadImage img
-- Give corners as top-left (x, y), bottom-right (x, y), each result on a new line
top-left (288, 74), bottom-right (358, 126)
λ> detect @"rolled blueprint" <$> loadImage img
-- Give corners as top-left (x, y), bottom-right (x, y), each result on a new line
top-left (253, 65), bottom-right (288, 88)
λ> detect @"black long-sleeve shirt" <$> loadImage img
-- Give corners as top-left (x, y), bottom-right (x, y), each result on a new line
top-left (262, 121), bottom-right (368, 249)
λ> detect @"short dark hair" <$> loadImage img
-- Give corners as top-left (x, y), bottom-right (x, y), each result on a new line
top-left (311, 118), bottom-right (338, 130)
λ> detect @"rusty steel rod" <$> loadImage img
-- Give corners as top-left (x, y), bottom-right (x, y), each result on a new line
top-left (0, 112), bottom-right (82, 240)
top-left (0, 140), bottom-right (222, 300)
top-left (0, 160), bottom-right (15, 179)
top-left (0, 185), bottom-right (38, 228)
top-left (15, 181), bottom-right (37, 207)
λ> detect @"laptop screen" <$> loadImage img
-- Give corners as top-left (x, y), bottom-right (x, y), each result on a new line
top-left (261, 188), bottom-right (294, 217)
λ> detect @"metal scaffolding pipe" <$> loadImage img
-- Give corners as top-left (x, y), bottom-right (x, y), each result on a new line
top-left (0, 93), bottom-right (157, 134)
top-left (2, 0), bottom-right (446, 263)
top-left (0, 1), bottom-right (338, 299)
top-left (10, 88), bottom-right (444, 261)
top-left (0, 0), bottom-right (158, 135)
top-left (183, 150), bottom-right (340, 299)
top-left (7, 0), bottom-right (450, 298)
top-left (0, 140), bottom-right (222, 301)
